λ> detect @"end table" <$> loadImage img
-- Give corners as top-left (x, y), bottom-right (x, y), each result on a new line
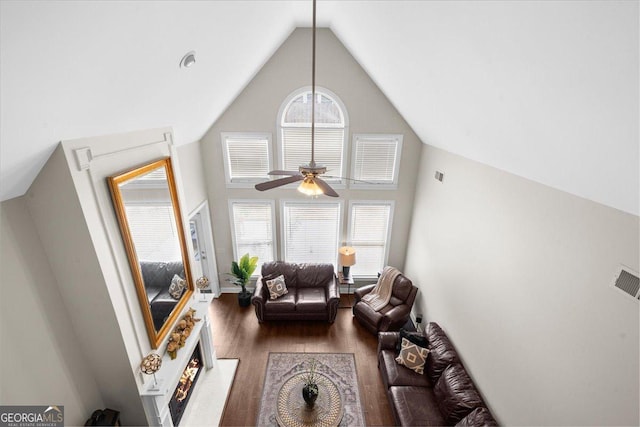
top-left (338, 272), bottom-right (354, 309)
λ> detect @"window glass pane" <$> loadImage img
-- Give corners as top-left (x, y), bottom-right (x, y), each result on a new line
top-left (283, 202), bottom-right (340, 265)
top-left (348, 203), bottom-right (392, 277)
top-left (126, 204), bottom-right (182, 262)
top-left (353, 136), bottom-right (400, 183)
top-left (282, 128), bottom-right (344, 175)
top-left (283, 92), bottom-right (343, 125)
top-left (223, 134), bottom-right (270, 181)
top-left (230, 202), bottom-right (275, 274)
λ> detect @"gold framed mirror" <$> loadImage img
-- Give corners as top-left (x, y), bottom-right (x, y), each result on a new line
top-left (108, 158), bottom-right (193, 349)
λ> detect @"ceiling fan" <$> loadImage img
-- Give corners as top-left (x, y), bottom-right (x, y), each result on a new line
top-left (255, 0), bottom-right (339, 198)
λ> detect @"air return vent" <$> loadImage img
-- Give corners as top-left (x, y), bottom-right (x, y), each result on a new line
top-left (611, 266), bottom-right (640, 302)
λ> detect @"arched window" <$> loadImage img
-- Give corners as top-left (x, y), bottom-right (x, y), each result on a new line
top-left (278, 87), bottom-right (348, 181)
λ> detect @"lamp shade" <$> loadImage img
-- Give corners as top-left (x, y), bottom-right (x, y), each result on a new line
top-left (338, 246), bottom-right (356, 267)
top-left (298, 177), bottom-right (324, 196)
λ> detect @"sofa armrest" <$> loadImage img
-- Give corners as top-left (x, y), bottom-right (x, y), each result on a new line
top-left (377, 331), bottom-right (400, 355)
top-left (353, 283), bottom-right (376, 304)
top-left (326, 275), bottom-right (340, 323)
top-left (251, 276), bottom-right (268, 322)
top-left (379, 304), bottom-right (412, 331)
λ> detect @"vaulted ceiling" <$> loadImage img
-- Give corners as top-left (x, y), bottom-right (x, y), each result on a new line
top-left (1, 1), bottom-right (637, 214)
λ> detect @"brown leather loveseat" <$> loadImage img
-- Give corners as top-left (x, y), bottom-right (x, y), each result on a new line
top-left (378, 322), bottom-right (497, 426)
top-left (252, 261), bottom-right (340, 323)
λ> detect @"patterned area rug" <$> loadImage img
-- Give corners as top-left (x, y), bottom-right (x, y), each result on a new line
top-left (256, 352), bottom-right (366, 426)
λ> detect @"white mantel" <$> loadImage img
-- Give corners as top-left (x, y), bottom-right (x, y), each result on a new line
top-left (140, 294), bottom-right (216, 427)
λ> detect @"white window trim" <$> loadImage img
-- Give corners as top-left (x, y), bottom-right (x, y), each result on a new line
top-left (280, 199), bottom-right (344, 268)
top-left (277, 86), bottom-right (349, 189)
top-left (228, 199), bottom-right (277, 276)
top-left (349, 134), bottom-right (403, 190)
top-left (346, 200), bottom-right (395, 279)
top-left (221, 132), bottom-right (273, 188)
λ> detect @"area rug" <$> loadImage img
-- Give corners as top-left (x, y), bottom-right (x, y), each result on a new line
top-left (256, 352), bottom-right (366, 426)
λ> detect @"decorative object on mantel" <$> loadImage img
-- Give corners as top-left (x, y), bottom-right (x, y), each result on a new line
top-left (166, 308), bottom-right (201, 360)
top-left (301, 358), bottom-right (319, 407)
top-left (140, 353), bottom-right (162, 390)
top-left (338, 246), bottom-right (356, 278)
top-left (195, 276), bottom-right (210, 301)
top-left (228, 253), bottom-right (258, 307)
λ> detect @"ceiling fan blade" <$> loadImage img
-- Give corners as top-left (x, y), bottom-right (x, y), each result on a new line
top-left (268, 170), bottom-right (300, 176)
top-left (313, 177), bottom-right (339, 197)
top-left (255, 175), bottom-right (303, 191)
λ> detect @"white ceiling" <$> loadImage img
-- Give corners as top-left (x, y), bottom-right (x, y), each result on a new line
top-left (1, 1), bottom-right (638, 215)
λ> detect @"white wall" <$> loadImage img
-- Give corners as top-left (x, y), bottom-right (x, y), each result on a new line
top-left (175, 141), bottom-right (208, 213)
top-left (200, 28), bottom-right (423, 285)
top-left (405, 145), bottom-right (639, 425)
top-left (0, 197), bottom-right (103, 425)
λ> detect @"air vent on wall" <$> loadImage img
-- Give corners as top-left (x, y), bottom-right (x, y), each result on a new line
top-left (611, 265), bottom-right (640, 302)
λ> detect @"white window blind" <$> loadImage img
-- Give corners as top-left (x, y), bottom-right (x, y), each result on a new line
top-left (348, 202), bottom-right (393, 277)
top-left (221, 133), bottom-right (271, 184)
top-left (280, 89), bottom-right (347, 180)
top-left (351, 134), bottom-right (403, 187)
top-left (125, 204), bottom-right (182, 262)
top-left (282, 202), bottom-right (341, 265)
top-left (230, 201), bottom-right (275, 274)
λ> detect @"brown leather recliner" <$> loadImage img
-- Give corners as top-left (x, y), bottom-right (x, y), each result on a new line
top-left (352, 272), bottom-right (418, 334)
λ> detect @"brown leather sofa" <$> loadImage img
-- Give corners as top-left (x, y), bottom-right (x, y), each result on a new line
top-left (352, 273), bottom-right (418, 335)
top-left (378, 322), bottom-right (497, 426)
top-left (251, 261), bottom-right (340, 323)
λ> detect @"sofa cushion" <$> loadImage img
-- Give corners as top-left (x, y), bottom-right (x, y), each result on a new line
top-left (168, 274), bottom-right (186, 300)
top-left (296, 263), bottom-right (335, 288)
top-left (389, 386), bottom-right (446, 427)
top-left (262, 261), bottom-right (299, 288)
top-left (425, 322), bottom-right (460, 384)
top-left (455, 407), bottom-right (498, 426)
top-left (296, 287), bottom-right (327, 311)
top-left (395, 338), bottom-right (430, 374)
top-left (379, 349), bottom-right (431, 388)
top-left (434, 363), bottom-right (484, 425)
top-left (266, 275), bottom-right (288, 299)
top-left (264, 291), bottom-right (296, 313)
top-left (396, 328), bottom-right (429, 352)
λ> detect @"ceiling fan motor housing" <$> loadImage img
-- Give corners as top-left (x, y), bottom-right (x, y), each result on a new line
top-left (299, 163), bottom-right (327, 176)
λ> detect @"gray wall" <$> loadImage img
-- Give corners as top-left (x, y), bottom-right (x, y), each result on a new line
top-left (200, 28), bottom-right (422, 284)
top-left (405, 145), bottom-right (639, 425)
top-left (0, 197), bottom-right (103, 425)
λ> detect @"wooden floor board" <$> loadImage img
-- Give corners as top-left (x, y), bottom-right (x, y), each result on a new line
top-left (208, 294), bottom-right (394, 426)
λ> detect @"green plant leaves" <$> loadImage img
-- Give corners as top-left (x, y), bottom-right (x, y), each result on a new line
top-left (230, 253), bottom-right (258, 287)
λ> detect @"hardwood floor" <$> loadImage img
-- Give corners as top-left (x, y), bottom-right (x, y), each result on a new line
top-left (208, 293), bottom-right (394, 426)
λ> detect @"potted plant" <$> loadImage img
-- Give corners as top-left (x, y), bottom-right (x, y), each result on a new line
top-left (229, 253), bottom-right (258, 307)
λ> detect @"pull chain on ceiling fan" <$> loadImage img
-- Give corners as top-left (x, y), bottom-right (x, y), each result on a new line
top-left (255, 0), bottom-right (339, 197)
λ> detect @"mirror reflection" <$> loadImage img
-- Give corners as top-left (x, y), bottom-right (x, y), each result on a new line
top-left (108, 158), bottom-right (193, 349)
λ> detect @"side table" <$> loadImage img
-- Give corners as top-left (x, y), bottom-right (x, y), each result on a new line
top-left (338, 272), bottom-right (354, 309)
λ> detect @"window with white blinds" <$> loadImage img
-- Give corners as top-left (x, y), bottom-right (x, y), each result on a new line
top-left (229, 200), bottom-right (276, 274)
top-left (279, 88), bottom-right (347, 181)
top-left (351, 134), bottom-right (403, 189)
top-left (221, 133), bottom-right (271, 186)
top-left (125, 204), bottom-right (182, 262)
top-left (347, 201), bottom-right (394, 277)
top-left (282, 201), bottom-right (342, 265)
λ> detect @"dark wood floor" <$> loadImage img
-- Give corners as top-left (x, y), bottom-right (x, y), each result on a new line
top-left (208, 293), bottom-right (394, 426)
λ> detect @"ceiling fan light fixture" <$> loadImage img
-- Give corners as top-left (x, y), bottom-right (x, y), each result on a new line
top-left (297, 177), bottom-right (324, 196)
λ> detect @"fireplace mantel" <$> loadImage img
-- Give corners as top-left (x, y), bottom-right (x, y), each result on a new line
top-left (140, 294), bottom-right (216, 426)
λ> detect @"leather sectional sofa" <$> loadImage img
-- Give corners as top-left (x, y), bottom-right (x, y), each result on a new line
top-left (251, 261), bottom-right (340, 323)
top-left (140, 260), bottom-right (186, 330)
top-left (378, 322), bottom-right (497, 426)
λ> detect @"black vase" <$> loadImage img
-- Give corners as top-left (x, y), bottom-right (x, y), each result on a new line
top-left (302, 383), bottom-right (318, 407)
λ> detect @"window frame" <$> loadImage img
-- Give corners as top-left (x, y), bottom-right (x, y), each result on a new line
top-left (346, 200), bottom-right (395, 279)
top-left (228, 199), bottom-right (277, 276)
top-left (280, 199), bottom-right (344, 267)
top-left (277, 86), bottom-right (349, 188)
top-left (221, 132), bottom-right (273, 188)
top-left (349, 134), bottom-right (403, 190)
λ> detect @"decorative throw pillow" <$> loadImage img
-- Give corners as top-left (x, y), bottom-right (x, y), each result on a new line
top-left (395, 337), bottom-right (430, 374)
top-left (396, 328), bottom-right (429, 353)
top-left (266, 275), bottom-right (288, 300)
top-left (168, 274), bottom-right (186, 300)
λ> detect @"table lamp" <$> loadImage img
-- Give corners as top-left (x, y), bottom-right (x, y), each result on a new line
top-left (338, 246), bottom-right (356, 278)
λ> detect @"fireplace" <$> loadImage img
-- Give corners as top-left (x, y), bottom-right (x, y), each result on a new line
top-left (169, 344), bottom-right (203, 426)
